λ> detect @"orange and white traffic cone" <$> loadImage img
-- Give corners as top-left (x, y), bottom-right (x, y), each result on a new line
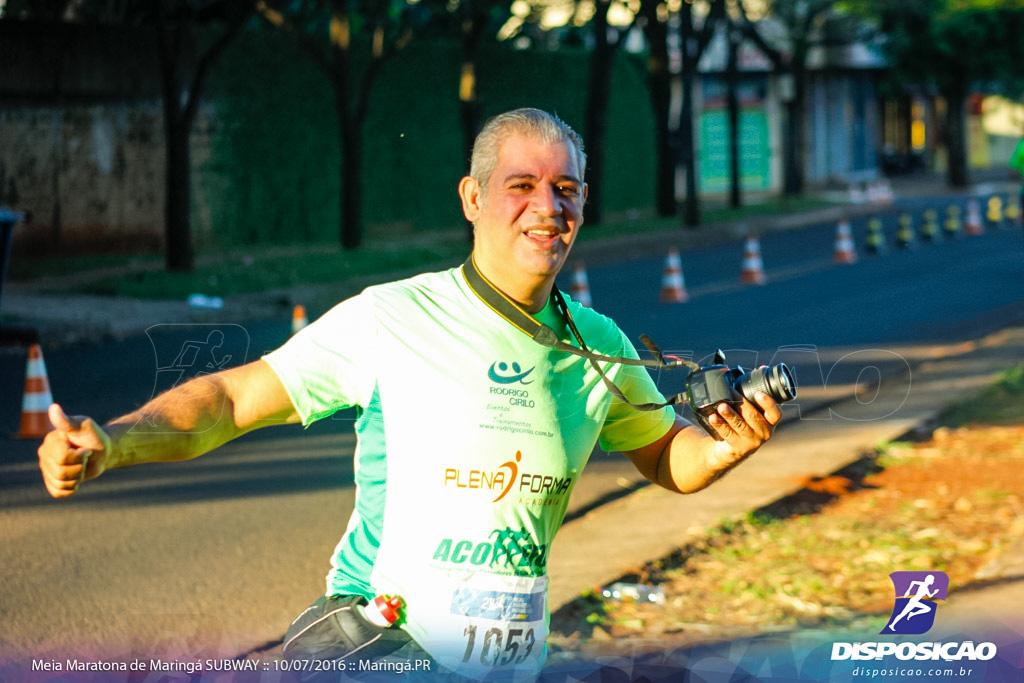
top-left (833, 219), bottom-right (857, 264)
top-left (291, 305), bottom-right (308, 335)
top-left (659, 247), bottom-right (689, 304)
top-left (570, 262), bottom-right (593, 307)
top-left (18, 343), bottom-right (54, 439)
top-left (965, 198), bottom-right (984, 236)
top-left (739, 236), bottom-right (766, 285)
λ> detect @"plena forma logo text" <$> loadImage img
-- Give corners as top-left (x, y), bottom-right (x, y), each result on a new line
top-left (443, 451), bottom-right (573, 503)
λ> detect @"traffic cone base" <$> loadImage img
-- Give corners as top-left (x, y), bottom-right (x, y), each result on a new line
top-left (740, 236), bottom-right (766, 285)
top-left (660, 248), bottom-right (689, 303)
top-left (570, 262), bottom-right (593, 308)
top-left (965, 199), bottom-right (984, 236)
top-left (18, 343), bottom-right (54, 439)
top-left (833, 220), bottom-right (857, 264)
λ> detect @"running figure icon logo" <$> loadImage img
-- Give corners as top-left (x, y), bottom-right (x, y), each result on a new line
top-left (882, 571), bottom-right (949, 635)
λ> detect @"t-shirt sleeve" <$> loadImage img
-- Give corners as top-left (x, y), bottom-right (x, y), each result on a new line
top-left (262, 293), bottom-right (377, 426)
top-left (596, 329), bottom-right (677, 453)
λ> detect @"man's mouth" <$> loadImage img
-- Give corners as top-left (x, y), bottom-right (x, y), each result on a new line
top-left (524, 226), bottom-right (564, 245)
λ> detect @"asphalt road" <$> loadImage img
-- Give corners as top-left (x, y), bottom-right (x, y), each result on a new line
top-left (1, 194), bottom-right (1022, 666)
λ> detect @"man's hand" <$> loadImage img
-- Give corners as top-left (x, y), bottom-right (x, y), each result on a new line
top-left (37, 404), bottom-right (112, 498)
top-left (703, 391), bottom-right (781, 473)
top-left (623, 388), bottom-right (783, 495)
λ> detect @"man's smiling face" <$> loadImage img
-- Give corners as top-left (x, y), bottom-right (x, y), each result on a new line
top-left (460, 133), bottom-right (587, 311)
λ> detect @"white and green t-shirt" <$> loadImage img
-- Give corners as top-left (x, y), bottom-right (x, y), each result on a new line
top-left (264, 266), bottom-right (675, 678)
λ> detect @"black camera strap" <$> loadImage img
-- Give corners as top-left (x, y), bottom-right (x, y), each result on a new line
top-left (461, 255), bottom-right (696, 411)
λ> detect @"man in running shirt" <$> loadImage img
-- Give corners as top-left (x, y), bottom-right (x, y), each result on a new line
top-left (37, 108), bottom-right (782, 679)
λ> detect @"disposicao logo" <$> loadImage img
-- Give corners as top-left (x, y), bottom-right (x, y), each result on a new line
top-left (882, 571), bottom-right (949, 635)
top-left (831, 570), bottom-right (997, 664)
top-left (488, 361), bottom-right (535, 385)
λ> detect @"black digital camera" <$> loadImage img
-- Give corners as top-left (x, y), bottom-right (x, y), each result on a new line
top-left (686, 350), bottom-right (797, 439)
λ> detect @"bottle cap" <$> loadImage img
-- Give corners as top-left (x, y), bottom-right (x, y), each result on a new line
top-left (368, 595), bottom-right (404, 626)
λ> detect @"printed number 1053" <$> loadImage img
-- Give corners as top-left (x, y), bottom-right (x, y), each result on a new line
top-left (462, 625), bottom-right (535, 666)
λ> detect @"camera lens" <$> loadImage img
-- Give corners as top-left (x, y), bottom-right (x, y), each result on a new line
top-left (738, 363), bottom-right (797, 404)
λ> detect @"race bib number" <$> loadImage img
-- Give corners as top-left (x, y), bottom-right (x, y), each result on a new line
top-left (448, 575), bottom-right (547, 674)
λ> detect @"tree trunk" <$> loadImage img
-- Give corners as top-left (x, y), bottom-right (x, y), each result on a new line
top-left (158, 18), bottom-right (194, 273)
top-left (584, 0), bottom-right (616, 226)
top-left (642, 3), bottom-right (675, 216)
top-left (327, 1), bottom-right (365, 251)
top-left (164, 117), bottom-right (193, 271)
top-left (782, 65), bottom-right (806, 197)
top-left (155, 5), bottom-right (250, 272)
top-left (726, 20), bottom-right (741, 209)
top-left (680, 2), bottom-right (699, 228)
top-left (944, 89), bottom-right (969, 188)
top-left (459, 2), bottom-right (484, 241)
top-left (338, 108), bottom-right (364, 249)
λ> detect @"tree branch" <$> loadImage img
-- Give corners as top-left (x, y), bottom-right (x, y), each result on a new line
top-left (184, 3), bottom-right (256, 128)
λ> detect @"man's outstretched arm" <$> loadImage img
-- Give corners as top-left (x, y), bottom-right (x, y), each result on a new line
top-left (623, 391), bottom-right (780, 494)
top-left (38, 359), bottom-right (299, 498)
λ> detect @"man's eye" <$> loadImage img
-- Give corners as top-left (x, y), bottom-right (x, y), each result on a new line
top-left (558, 185), bottom-right (579, 196)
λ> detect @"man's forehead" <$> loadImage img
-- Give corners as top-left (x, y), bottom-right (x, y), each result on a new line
top-left (495, 134), bottom-right (582, 178)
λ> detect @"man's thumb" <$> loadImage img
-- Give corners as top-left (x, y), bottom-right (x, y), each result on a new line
top-left (48, 404), bottom-right (104, 448)
top-left (48, 403), bottom-right (76, 433)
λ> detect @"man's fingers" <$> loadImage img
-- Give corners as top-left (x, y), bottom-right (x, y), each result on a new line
top-left (39, 442), bottom-right (91, 498)
top-left (38, 405), bottom-right (109, 498)
top-left (711, 397), bottom-right (774, 445)
top-left (752, 391), bottom-right (783, 426)
top-left (714, 402), bottom-right (753, 436)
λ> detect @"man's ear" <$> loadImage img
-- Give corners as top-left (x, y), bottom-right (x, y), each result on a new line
top-left (458, 176), bottom-right (483, 223)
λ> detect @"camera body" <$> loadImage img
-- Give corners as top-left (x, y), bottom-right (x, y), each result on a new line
top-left (686, 350), bottom-right (796, 439)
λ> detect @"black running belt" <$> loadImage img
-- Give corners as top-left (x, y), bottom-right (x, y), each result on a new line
top-left (461, 255), bottom-right (696, 411)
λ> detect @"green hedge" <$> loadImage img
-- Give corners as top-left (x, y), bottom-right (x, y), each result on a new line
top-left (197, 30), bottom-right (656, 248)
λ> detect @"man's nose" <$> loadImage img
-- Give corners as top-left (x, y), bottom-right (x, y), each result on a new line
top-left (531, 184), bottom-right (561, 217)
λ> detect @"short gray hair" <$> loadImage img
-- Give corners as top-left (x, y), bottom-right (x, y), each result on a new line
top-left (469, 108), bottom-right (587, 194)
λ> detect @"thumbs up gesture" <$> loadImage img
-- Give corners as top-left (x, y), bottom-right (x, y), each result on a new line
top-left (37, 404), bottom-right (112, 498)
